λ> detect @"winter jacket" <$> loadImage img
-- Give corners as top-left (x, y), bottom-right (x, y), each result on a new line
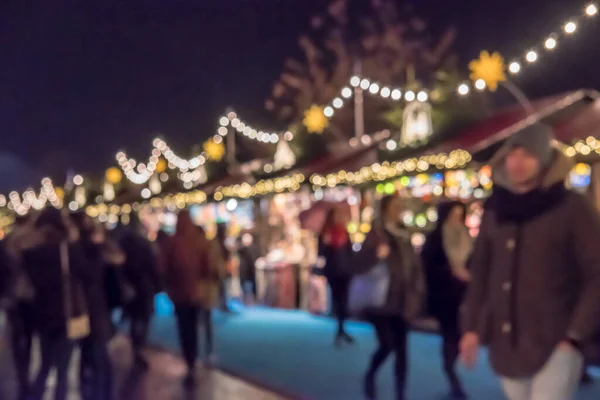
top-left (421, 203), bottom-right (469, 322)
top-left (356, 219), bottom-right (426, 320)
top-left (163, 236), bottom-right (223, 307)
top-left (462, 150), bottom-right (600, 378)
top-left (3, 224), bottom-right (36, 301)
top-left (79, 236), bottom-right (125, 342)
top-left (118, 229), bottom-right (159, 316)
top-left (318, 239), bottom-right (353, 280)
top-left (238, 244), bottom-right (259, 283)
top-left (21, 227), bottom-right (94, 337)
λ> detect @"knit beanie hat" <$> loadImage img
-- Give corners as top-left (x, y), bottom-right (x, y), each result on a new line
top-left (491, 123), bottom-right (555, 168)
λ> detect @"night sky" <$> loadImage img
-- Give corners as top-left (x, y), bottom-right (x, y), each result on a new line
top-left (1, 0), bottom-right (599, 191)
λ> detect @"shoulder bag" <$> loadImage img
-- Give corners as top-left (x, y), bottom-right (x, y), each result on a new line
top-left (60, 241), bottom-right (90, 340)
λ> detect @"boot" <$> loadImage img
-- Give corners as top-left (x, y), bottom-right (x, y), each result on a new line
top-left (363, 372), bottom-right (376, 400)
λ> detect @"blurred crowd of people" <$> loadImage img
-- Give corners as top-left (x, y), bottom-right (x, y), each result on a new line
top-left (0, 208), bottom-right (256, 400)
top-left (1, 123), bottom-right (599, 400)
top-left (318, 125), bottom-right (600, 400)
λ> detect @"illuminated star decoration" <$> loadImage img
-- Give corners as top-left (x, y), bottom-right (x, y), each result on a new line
top-left (105, 167), bottom-right (123, 184)
top-left (203, 138), bottom-right (225, 161)
top-left (469, 50), bottom-right (507, 92)
top-left (303, 105), bottom-right (329, 133)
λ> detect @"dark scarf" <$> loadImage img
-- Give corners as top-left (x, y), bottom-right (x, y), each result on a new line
top-left (488, 182), bottom-right (567, 223)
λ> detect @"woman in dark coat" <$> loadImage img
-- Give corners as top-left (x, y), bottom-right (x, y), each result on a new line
top-left (215, 223), bottom-right (232, 312)
top-left (318, 207), bottom-right (354, 346)
top-left (421, 202), bottom-right (472, 399)
top-left (70, 213), bottom-right (125, 400)
top-left (357, 196), bottom-right (426, 400)
top-left (22, 208), bottom-right (94, 400)
top-left (237, 232), bottom-right (259, 304)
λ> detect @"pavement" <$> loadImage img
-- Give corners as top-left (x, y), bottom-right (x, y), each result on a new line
top-left (0, 318), bottom-right (290, 400)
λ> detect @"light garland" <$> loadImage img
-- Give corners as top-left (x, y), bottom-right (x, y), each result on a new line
top-left (214, 173), bottom-right (306, 200)
top-left (85, 190), bottom-right (208, 221)
top-left (310, 150), bottom-right (472, 188)
top-left (219, 111), bottom-right (294, 143)
top-left (6, 178), bottom-right (61, 216)
top-left (459, 2), bottom-right (598, 94)
top-left (323, 76), bottom-right (429, 120)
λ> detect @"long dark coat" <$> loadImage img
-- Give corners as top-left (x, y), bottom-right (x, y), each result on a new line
top-left (421, 202), bottom-right (468, 325)
top-left (356, 219), bottom-right (426, 320)
top-left (463, 151), bottom-right (600, 378)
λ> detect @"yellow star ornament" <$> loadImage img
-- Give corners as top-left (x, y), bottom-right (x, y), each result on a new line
top-left (105, 167), bottom-right (123, 184)
top-left (203, 138), bottom-right (225, 161)
top-left (469, 51), bottom-right (507, 92)
top-left (303, 105), bottom-right (329, 133)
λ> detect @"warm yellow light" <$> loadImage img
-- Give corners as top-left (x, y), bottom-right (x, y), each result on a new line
top-left (475, 79), bottom-right (486, 90)
top-left (105, 167), bottom-right (123, 184)
top-left (587, 4), bottom-right (598, 16)
top-left (468, 51), bottom-right (506, 92)
top-left (526, 51), bottom-right (538, 63)
top-left (203, 138), bottom-right (225, 161)
top-left (303, 105), bottom-right (329, 133)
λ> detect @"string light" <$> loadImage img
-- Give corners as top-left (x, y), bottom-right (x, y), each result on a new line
top-left (544, 37), bottom-right (557, 50)
top-left (475, 79), bottom-right (486, 90)
top-left (509, 62), bottom-right (521, 74)
top-left (526, 50), bottom-right (538, 63)
top-left (586, 4), bottom-right (598, 16)
top-left (564, 21), bottom-right (577, 34)
top-left (218, 111), bottom-right (292, 144)
top-left (457, 83), bottom-right (470, 95)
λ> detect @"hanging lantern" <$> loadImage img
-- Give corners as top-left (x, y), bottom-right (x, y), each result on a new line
top-left (105, 167), bottom-right (123, 184)
top-left (75, 186), bottom-right (87, 207)
top-left (273, 139), bottom-right (296, 171)
top-left (400, 102), bottom-right (433, 146)
top-left (149, 174), bottom-right (162, 195)
top-left (103, 182), bottom-right (115, 202)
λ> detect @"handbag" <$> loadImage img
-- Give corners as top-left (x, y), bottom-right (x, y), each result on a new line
top-left (60, 242), bottom-right (90, 340)
top-left (348, 262), bottom-right (390, 316)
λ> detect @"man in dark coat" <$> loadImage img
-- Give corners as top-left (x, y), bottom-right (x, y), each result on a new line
top-left (460, 124), bottom-right (600, 400)
top-left (117, 215), bottom-right (159, 370)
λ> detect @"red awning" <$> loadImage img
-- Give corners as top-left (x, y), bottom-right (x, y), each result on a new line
top-left (297, 130), bottom-right (390, 177)
top-left (433, 90), bottom-right (600, 157)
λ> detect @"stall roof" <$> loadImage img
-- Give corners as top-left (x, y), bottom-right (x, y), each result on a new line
top-left (296, 130), bottom-right (390, 177)
top-left (434, 90), bottom-right (600, 161)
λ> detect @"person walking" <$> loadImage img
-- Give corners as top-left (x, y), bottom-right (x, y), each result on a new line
top-left (162, 212), bottom-right (222, 387)
top-left (70, 213), bottom-right (124, 400)
top-left (357, 195), bottom-right (426, 400)
top-left (117, 215), bottom-right (159, 370)
top-left (421, 201), bottom-right (472, 399)
top-left (460, 124), bottom-right (600, 400)
top-left (237, 232), bottom-right (259, 305)
top-left (22, 208), bottom-right (93, 400)
top-left (318, 207), bottom-right (354, 346)
top-left (3, 215), bottom-right (37, 400)
top-left (215, 223), bottom-right (233, 313)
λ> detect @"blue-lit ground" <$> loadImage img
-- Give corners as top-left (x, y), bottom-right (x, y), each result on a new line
top-left (151, 295), bottom-right (600, 400)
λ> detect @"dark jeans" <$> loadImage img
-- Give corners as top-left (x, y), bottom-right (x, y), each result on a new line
top-left (8, 302), bottom-right (34, 400)
top-left (439, 312), bottom-right (463, 392)
top-left (29, 334), bottom-right (74, 400)
top-left (174, 304), bottom-right (213, 371)
top-left (366, 315), bottom-right (408, 400)
top-left (130, 312), bottom-right (150, 362)
top-left (329, 278), bottom-right (350, 337)
top-left (80, 337), bottom-right (113, 400)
